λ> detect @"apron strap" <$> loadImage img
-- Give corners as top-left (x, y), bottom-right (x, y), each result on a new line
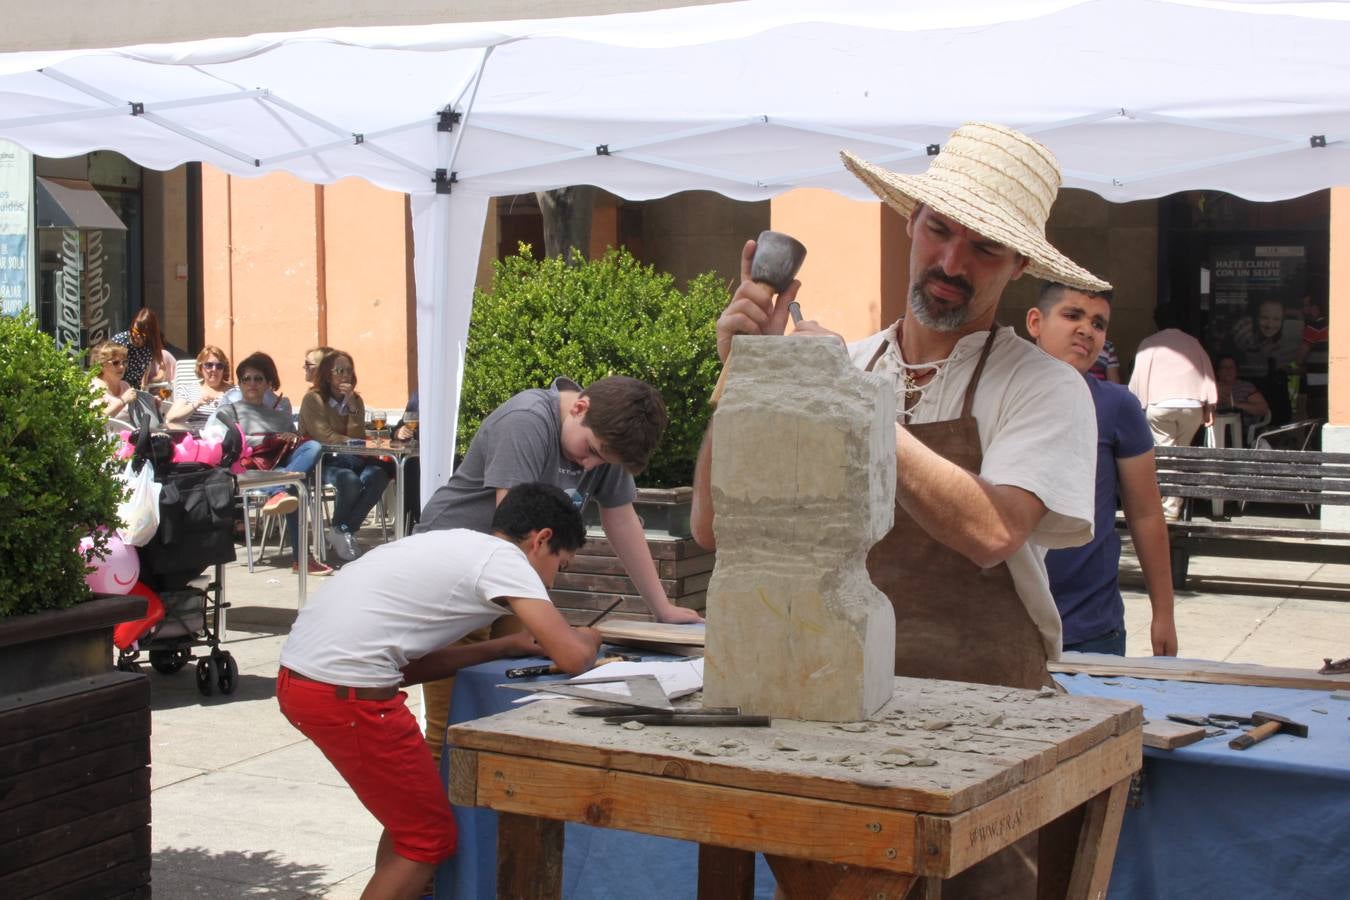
top-left (960, 325), bottom-right (1001, 418)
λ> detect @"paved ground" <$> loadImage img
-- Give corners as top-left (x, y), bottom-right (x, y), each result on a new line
top-left (143, 523), bottom-right (1350, 897)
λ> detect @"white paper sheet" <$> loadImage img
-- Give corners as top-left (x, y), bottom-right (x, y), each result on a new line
top-left (510, 658), bottom-right (704, 704)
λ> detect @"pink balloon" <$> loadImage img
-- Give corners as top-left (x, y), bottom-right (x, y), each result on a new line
top-left (80, 530), bottom-right (140, 595)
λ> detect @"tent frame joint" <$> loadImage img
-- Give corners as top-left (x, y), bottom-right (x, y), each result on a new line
top-left (926, 143), bottom-right (940, 156)
top-left (434, 168), bottom-right (457, 194)
top-left (129, 101), bottom-right (144, 116)
top-left (438, 107), bottom-right (462, 133)
top-left (1311, 134), bottom-right (1327, 148)
top-left (596, 144), bottom-right (610, 156)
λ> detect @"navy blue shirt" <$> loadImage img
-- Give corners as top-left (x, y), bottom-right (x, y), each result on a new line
top-left (1045, 377), bottom-right (1154, 644)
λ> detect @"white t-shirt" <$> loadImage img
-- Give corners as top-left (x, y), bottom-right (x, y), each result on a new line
top-left (280, 529), bottom-right (552, 687)
top-left (847, 322), bottom-right (1097, 658)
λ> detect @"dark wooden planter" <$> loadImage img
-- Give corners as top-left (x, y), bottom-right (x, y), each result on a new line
top-left (562, 487), bottom-right (712, 621)
top-left (0, 595), bottom-right (152, 899)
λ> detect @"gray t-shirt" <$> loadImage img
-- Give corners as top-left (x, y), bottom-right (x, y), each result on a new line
top-left (417, 377), bottom-right (635, 533)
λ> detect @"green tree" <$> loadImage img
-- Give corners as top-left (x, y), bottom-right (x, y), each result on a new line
top-left (0, 314), bottom-right (124, 617)
top-left (459, 246), bottom-right (726, 487)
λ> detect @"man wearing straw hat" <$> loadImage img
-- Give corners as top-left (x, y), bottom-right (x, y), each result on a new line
top-left (694, 122), bottom-right (1106, 689)
top-left (692, 121), bottom-right (1106, 896)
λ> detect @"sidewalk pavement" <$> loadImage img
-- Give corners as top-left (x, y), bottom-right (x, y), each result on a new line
top-left (145, 530), bottom-right (1350, 897)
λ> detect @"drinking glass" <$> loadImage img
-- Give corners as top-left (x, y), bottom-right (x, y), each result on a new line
top-left (404, 409), bottom-right (418, 446)
top-left (370, 411), bottom-right (388, 446)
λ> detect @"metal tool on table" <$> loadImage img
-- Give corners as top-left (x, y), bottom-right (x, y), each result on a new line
top-left (710, 230), bottom-right (808, 406)
top-left (505, 653), bottom-right (640, 680)
top-left (1166, 712), bottom-right (1254, 730)
top-left (1227, 711), bottom-right (1309, 750)
top-left (570, 704), bottom-right (771, 727)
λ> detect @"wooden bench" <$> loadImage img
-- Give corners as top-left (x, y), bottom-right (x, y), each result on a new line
top-left (1151, 445), bottom-right (1350, 589)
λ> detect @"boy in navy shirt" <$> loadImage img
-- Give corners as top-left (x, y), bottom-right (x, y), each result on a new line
top-left (1027, 284), bottom-right (1178, 656)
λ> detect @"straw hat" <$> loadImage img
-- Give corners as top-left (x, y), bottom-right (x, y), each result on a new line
top-left (841, 123), bottom-right (1111, 292)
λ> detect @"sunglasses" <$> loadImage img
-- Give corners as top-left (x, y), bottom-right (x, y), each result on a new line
top-left (303, 361), bottom-right (318, 370)
top-left (239, 374), bottom-right (269, 384)
top-left (201, 361), bottom-right (226, 371)
top-left (332, 367), bottom-right (353, 376)
top-left (107, 359), bottom-right (126, 366)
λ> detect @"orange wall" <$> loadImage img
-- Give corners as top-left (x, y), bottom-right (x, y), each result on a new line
top-left (199, 168), bottom-right (413, 411)
top-left (1331, 187), bottom-right (1348, 427)
top-left (321, 178), bottom-right (414, 409)
top-left (769, 189), bottom-right (909, 341)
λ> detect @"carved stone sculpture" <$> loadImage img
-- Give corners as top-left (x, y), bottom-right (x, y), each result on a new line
top-left (703, 335), bottom-right (896, 722)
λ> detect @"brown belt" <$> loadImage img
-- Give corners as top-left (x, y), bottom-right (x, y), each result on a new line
top-left (281, 666), bottom-right (400, 701)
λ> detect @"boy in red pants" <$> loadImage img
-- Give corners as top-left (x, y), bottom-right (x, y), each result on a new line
top-left (276, 483), bottom-right (601, 899)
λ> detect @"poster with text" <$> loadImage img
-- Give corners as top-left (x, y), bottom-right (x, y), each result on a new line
top-left (0, 139), bottom-right (33, 317)
top-left (1206, 244), bottom-right (1307, 377)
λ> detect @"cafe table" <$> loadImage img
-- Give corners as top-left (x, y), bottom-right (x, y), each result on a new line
top-left (313, 438), bottom-right (419, 560)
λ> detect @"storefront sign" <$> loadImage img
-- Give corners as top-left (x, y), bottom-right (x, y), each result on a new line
top-left (0, 139), bottom-right (32, 317)
top-left (83, 229), bottom-right (112, 344)
top-left (54, 228), bottom-right (83, 350)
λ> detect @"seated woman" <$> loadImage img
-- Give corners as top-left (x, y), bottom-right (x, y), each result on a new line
top-left (212, 352), bottom-right (331, 576)
top-left (298, 350), bottom-right (390, 562)
top-left (111, 308), bottom-right (177, 390)
top-left (165, 345), bottom-right (232, 433)
top-left (90, 340), bottom-right (140, 423)
top-left (1215, 353), bottom-right (1271, 441)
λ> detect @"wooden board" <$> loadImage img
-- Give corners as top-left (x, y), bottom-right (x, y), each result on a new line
top-left (598, 619), bottom-right (707, 648)
top-left (1051, 652), bottom-right (1350, 692)
top-left (468, 750), bottom-right (922, 872)
top-left (1141, 720), bottom-right (1207, 750)
top-left (448, 676), bottom-right (1141, 817)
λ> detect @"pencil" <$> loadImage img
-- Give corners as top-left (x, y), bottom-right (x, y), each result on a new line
top-left (584, 598), bottom-right (624, 628)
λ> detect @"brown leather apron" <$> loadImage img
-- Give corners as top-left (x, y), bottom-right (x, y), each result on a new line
top-left (864, 325), bottom-right (1051, 692)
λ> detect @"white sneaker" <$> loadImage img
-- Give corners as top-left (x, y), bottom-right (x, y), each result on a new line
top-left (328, 526), bottom-right (361, 561)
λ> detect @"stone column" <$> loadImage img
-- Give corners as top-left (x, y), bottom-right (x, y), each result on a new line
top-left (702, 335), bottom-right (896, 722)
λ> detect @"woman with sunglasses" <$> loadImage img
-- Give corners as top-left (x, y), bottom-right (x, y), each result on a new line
top-left (111, 308), bottom-right (177, 390)
top-left (212, 352), bottom-right (331, 576)
top-left (165, 345), bottom-right (233, 432)
top-left (299, 350), bottom-right (390, 562)
top-left (90, 340), bottom-right (139, 421)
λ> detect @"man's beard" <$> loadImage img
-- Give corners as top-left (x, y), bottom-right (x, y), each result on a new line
top-left (909, 269), bottom-right (975, 332)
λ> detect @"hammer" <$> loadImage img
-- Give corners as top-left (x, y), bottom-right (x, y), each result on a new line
top-left (709, 230), bottom-right (808, 406)
top-left (1227, 711), bottom-right (1309, 750)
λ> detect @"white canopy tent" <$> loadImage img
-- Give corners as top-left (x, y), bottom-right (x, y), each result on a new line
top-left (2, 0), bottom-right (1348, 501)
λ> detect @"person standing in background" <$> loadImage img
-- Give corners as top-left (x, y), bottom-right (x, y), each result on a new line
top-left (1028, 284), bottom-right (1177, 657)
top-left (111, 308), bottom-right (176, 389)
top-left (1128, 307), bottom-right (1217, 520)
top-left (1086, 339), bottom-right (1120, 383)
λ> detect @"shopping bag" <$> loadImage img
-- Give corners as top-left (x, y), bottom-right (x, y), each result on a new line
top-left (117, 459), bottom-right (162, 547)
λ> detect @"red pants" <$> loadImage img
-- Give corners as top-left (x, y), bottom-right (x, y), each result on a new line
top-left (276, 667), bottom-right (457, 863)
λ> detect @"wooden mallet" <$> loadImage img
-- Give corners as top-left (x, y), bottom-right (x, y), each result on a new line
top-left (709, 230), bottom-right (807, 406)
top-left (1227, 710), bottom-right (1309, 750)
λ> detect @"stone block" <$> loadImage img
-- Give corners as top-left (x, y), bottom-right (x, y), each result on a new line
top-left (703, 336), bottom-right (896, 722)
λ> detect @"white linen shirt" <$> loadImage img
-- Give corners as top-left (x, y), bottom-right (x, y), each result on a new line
top-left (847, 322), bottom-right (1097, 658)
top-left (280, 529), bottom-right (552, 686)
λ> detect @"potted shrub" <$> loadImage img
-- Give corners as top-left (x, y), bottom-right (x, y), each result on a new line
top-left (459, 247), bottom-right (725, 616)
top-left (0, 313), bottom-right (151, 897)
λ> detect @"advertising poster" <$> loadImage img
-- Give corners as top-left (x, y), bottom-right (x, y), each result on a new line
top-left (0, 138), bottom-right (33, 317)
top-left (1205, 244), bottom-right (1307, 377)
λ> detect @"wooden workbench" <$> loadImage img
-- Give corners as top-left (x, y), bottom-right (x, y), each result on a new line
top-left (447, 677), bottom-right (1142, 899)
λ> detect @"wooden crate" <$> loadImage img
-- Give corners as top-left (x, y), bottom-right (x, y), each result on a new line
top-left (0, 673), bottom-right (152, 898)
top-left (550, 533), bottom-right (714, 622)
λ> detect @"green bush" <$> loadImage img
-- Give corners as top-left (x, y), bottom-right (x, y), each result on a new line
top-left (0, 314), bottom-right (123, 618)
top-left (459, 246), bottom-right (727, 487)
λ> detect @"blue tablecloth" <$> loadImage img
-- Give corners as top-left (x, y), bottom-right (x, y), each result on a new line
top-left (437, 655), bottom-right (776, 900)
top-left (439, 661), bottom-right (1350, 899)
top-left (1058, 673), bottom-right (1350, 899)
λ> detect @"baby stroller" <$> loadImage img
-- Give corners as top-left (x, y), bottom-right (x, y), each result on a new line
top-left (115, 425), bottom-right (242, 697)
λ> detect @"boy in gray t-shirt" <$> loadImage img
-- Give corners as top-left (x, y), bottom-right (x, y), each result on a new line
top-left (416, 375), bottom-right (703, 763)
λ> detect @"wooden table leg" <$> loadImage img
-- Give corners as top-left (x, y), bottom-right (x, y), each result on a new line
top-left (698, 844), bottom-right (755, 899)
top-left (765, 855), bottom-right (918, 900)
top-left (497, 812), bottom-right (562, 900)
top-left (1063, 776), bottom-right (1131, 900)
